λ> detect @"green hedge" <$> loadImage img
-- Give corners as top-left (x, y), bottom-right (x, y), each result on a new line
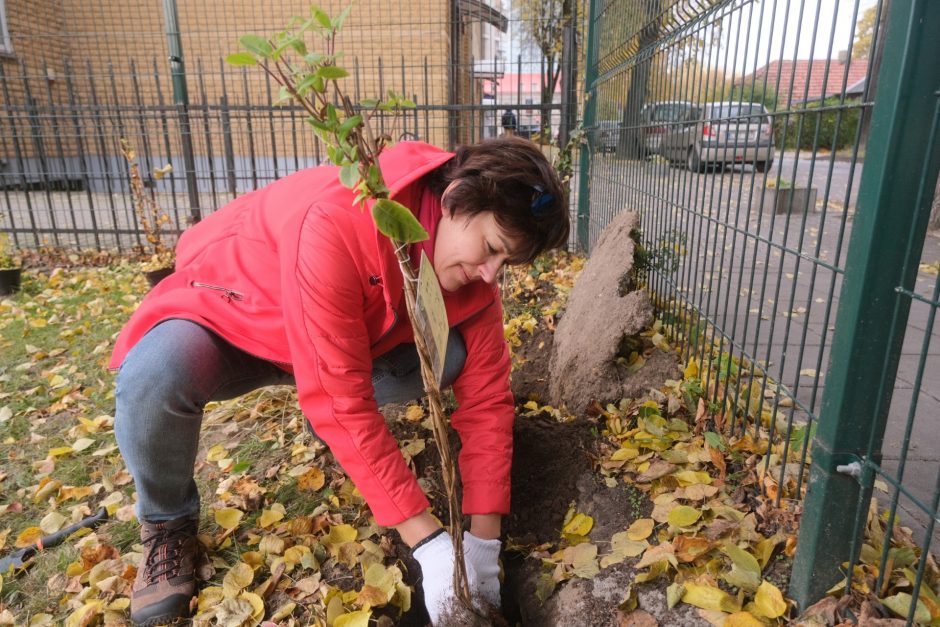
top-left (774, 97), bottom-right (862, 151)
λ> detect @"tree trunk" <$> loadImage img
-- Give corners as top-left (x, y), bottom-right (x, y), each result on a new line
top-left (617, 0), bottom-right (662, 159)
top-left (929, 175), bottom-right (940, 232)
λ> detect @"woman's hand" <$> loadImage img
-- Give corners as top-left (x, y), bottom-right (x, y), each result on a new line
top-left (412, 530), bottom-right (502, 625)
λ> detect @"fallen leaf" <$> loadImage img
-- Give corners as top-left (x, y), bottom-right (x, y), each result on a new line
top-left (627, 518), bottom-right (654, 541)
top-left (667, 505), bottom-right (702, 528)
top-left (214, 507), bottom-right (244, 531)
top-left (753, 580), bottom-right (788, 618)
top-left (681, 581), bottom-right (741, 613)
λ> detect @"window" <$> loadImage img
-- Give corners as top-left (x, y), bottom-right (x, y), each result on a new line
top-left (0, 0), bottom-right (11, 55)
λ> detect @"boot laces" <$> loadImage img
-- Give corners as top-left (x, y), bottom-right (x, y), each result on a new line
top-left (141, 522), bottom-right (193, 584)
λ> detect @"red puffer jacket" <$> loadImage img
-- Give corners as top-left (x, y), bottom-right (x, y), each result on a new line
top-left (109, 142), bottom-right (514, 526)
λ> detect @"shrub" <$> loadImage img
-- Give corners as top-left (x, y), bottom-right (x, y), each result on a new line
top-left (775, 97), bottom-right (862, 151)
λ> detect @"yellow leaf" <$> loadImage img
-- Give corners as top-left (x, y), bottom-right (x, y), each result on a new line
top-left (681, 582), bottom-right (741, 613)
top-left (214, 507), bottom-right (244, 530)
top-left (32, 478), bottom-right (62, 503)
top-left (259, 503), bottom-right (286, 528)
top-left (298, 466), bottom-right (326, 491)
top-left (326, 524), bottom-right (358, 544)
top-left (64, 600), bottom-right (104, 627)
top-left (404, 404), bottom-right (425, 422)
top-left (39, 511), bottom-right (67, 535)
top-left (206, 444), bottom-right (228, 462)
top-left (239, 591), bottom-right (265, 620)
top-left (223, 562), bottom-right (255, 598)
top-left (71, 438), bottom-right (95, 452)
top-left (271, 602), bottom-right (297, 621)
top-left (627, 518), bottom-right (654, 541)
top-left (48, 446), bottom-right (74, 457)
top-left (15, 527), bottom-right (42, 548)
top-left (722, 543), bottom-right (761, 577)
top-left (753, 580), bottom-right (788, 619)
top-left (684, 358), bottom-right (699, 379)
top-left (611, 446), bottom-right (640, 461)
top-left (668, 505), bottom-right (702, 528)
top-left (673, 470), bottom-right (713, 486)
top-left (334, 609), bottom-right (372, 627)
top-left (562, 512), bottom-right (594, 537)
top-left (723, 611), bottom-right (765, 626)
top-left (105, 598), bottom-right (130, 611)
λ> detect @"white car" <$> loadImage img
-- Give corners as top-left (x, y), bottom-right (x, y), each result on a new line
top-left (662, 101), bottom-right (776, 172)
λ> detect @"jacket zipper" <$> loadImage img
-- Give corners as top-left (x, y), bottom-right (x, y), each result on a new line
top-left (191, 281), bottom-right (245, 302)
top-left (370, 310), bottom-right (399, 348)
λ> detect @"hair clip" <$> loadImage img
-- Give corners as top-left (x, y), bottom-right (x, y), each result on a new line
top-left (531, 184), bottom-right (555, 217)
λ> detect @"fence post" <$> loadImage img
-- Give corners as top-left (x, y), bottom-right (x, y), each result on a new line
top-left (162, 0), bottom-right (201, 224)
top-left (789, 0), bottom-right (940, 609)
top-left (575, 0), bottom-right (598, 252)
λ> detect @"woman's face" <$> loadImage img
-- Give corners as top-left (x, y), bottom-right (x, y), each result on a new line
top-left (433, 205), bottom-right (518, 293)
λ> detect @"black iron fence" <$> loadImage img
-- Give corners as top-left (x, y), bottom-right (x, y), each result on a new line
top-left (0, 0), bottom-right (581, 250)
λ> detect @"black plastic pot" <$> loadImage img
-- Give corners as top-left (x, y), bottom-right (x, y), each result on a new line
top-left (0, 267), bottom-right (21, 296)
top-left (144, 266), bottom-right (174, 288)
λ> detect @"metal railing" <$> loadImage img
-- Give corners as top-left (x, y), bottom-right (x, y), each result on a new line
top-left (0, 0), bottom-right (580, 251)
top-left (579, 0), bottom-right (940, 621)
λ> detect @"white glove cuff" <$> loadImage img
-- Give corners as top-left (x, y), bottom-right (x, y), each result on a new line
top-left (413, 529), bottom-right (453, 562)
top-left (463, 531), bottom-right (501, 562)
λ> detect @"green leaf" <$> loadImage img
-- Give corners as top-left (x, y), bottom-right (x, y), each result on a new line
top-left (338, 115), bottom-right (363, 136)
top-left (333, 3), bottom-right (354, 31)
top-left (339, 165), bottom-right (359, 189)
top-left (312, 6), bottom-right (332, 29)
top-left (704, 431), bottom-right (726, 451)
top-left (296, 73), bottom-right (325, 95)
top-left (371, 199), bottom-right (428, 244)
top-left (306, 116), bottom-right (331, 134)
top-left (360, 98), bottom-right (379, 108)
top-left (319, 65), bottom-right (350, 80)
top-left (304, 52), bottom-right (325, 64)
top-left (225, 52), bottom-right (257, 66)
top-left (239, 34), bottom-right (273, 59)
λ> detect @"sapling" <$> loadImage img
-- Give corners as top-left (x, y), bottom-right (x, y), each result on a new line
top-left (227, 6), bottom-right (489, 621)
top-left (120, 139), bottom-right (175, 272)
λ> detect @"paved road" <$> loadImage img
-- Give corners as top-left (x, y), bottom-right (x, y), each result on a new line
top-left (589, 150), bottom-right (940, 548)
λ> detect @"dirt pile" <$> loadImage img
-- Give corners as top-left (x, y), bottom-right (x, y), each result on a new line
top-left (549, 212), bottom-right (679, 413)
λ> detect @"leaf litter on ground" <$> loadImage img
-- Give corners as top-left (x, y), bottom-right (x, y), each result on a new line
top-left (0, 251), bottom-right (937, 625)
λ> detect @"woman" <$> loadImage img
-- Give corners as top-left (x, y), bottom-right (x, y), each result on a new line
top-left (110, 136), bottom-right (569, 626)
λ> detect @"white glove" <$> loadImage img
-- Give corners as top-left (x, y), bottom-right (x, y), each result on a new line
top-left (463, 531), bottom-right (501, 607)
top-left (413, 530), bottom-right (501, 625)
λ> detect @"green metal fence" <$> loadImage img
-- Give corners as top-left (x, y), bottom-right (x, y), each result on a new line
top-left (579, 0), bottom-right (940, 621)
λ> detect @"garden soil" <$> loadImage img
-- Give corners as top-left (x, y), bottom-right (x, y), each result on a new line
top-left (383, 209), bottom-right (702, 625)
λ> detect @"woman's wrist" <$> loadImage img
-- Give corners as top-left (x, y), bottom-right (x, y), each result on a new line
top-left (394, 511), bottom-right (441, 548)
top-left (469, 513), bottom-right (501, 540)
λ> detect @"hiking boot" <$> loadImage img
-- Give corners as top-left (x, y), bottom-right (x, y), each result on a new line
top-left (130, 516), bottom-right (200, 626)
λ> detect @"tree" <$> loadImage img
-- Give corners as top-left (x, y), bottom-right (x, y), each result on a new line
top-left (518, 0), bottom-right (582, 141)
top-left (852, 5), bottom-right (877, 59)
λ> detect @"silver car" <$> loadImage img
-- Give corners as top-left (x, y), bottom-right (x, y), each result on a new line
top-left (662, 101), bottom-right (775, 172)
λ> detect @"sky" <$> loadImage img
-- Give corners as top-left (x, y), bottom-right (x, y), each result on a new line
top-left (710, 0), bottom-right (879, 75)
top-left (498, 0), bottom-right (880, 76)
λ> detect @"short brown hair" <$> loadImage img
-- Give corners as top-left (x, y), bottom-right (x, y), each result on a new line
top-left (426, 136), bottom-right (570, 264)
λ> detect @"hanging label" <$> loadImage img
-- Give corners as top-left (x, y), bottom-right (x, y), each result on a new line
top-left (414, 251), bottom-right (449, 386)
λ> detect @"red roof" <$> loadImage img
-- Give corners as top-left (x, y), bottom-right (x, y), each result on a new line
top-left (742, 59), bottom-right (869, 102)
top-left (495, 73), bottom-right (560, 96)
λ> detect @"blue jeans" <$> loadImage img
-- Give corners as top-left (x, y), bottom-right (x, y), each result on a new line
top-left (114, 318), bottom-right (466, 523)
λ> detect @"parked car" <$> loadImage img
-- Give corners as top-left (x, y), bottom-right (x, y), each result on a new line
top-left (595, 101), bottom-right (695, 155)
top-left (661, 101), bottom-right (775, 172)
top-left (640, 101), bottom-right (696, 155)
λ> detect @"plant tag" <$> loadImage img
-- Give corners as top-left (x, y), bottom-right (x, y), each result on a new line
top-left (414, 251), bottom-right (449, 386)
